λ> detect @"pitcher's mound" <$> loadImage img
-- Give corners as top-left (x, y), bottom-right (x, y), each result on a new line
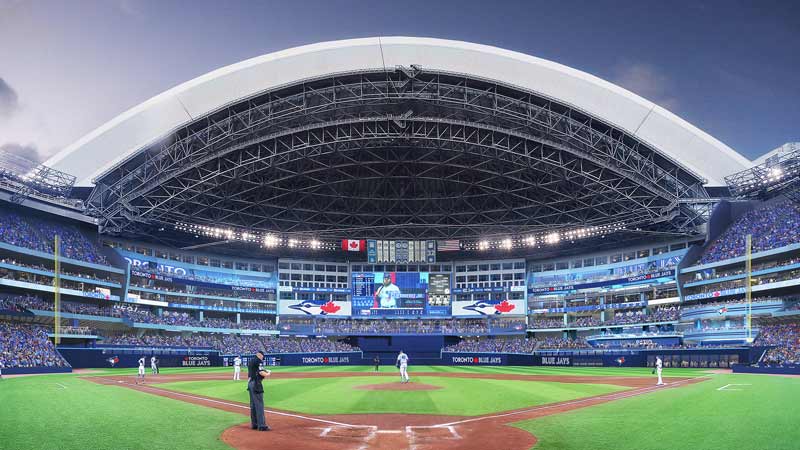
top-left (354, 382), bottom-right (442, 391)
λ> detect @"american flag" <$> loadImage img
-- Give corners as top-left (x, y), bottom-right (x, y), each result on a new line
top-left (437, 240), bottom-right (461, 251)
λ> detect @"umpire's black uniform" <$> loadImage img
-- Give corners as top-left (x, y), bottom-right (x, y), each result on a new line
top-left (247, 354), bottom-right (270, 430)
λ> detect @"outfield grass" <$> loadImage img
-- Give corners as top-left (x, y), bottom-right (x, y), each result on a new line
top-left (84, 364), bottom-right (709, 378)
top-left (0, 374), bottom-right (243, 450)
top-left (513, 373), bottom-right (800, 450)
top-left (153, 375), bottom-right (628, 416)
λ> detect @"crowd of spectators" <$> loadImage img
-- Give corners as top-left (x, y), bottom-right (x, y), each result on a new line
top-left (0, 321), bottom-right (70, 368)
top-left (0, 294), bottom-right (277, 330)
top-left (755, 323), bottom-right (800, 366)
top-left (129, 282), bottom-right (271, 301)
top-left (443, 336), bottom-right (593, 353)
top-left (530, 317), bottom-right (565, 329)
top-left (311, 318), bottom-right (490, 335)
top-left (701, 201), bottom-right (800, 264)
top-left (568, 316), bottom-right (601, 328)
top-left (682, 298), bottom-right (782, 314)
top-left (0, 210), bottom-right (109, 265)
top-left (100, 333), bottom-right (358, 355)
top-left (0, 257), bottom-right (116, 283)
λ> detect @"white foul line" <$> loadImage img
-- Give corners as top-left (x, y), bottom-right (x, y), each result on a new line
top-left (95, 377), bottom-right (372, 429)
top-left (54, 382), bottom-right (68, 389)
top-left (424, 376), bottom-right (707, 428)
top-left (717, 383), bottom-right (751, 391)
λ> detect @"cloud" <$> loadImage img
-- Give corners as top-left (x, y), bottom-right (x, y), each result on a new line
top-left (0, 77), bottom-right (19, 119)
top-left (611, 63), bottom-right (680, 112)
top-left (0, 142), bottom-right (40, 163)
top-left (114, 0), bottom-right (144, 17)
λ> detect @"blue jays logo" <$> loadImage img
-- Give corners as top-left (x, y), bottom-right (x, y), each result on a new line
top-left (462, 299), bottom-right (517, 315)
top-left (288, 300), bottom-right (342, 315)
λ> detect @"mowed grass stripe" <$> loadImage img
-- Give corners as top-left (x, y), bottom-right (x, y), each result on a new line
top-left (0, 375), bottom-right (243, 450)
top-left (153, 376), bottom-right (628, 416)
top-left (513, 374), bottom-right (800, 450)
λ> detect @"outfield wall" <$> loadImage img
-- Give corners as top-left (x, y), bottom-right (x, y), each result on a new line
top-left (1, 366), bottom-right (73, 375)
top-left (58, 348), bottom-right (222, 369)
top-left (731, 364), bottom-right (800, 375)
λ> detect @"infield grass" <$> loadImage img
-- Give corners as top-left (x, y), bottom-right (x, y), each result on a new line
top-left (152, 375), bottom-right (628, 416)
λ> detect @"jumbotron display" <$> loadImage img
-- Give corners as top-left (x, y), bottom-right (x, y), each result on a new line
top-left (351, 272), bottom-right (451, 316)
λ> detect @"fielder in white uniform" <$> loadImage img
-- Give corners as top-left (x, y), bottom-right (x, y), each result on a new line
top-left (233, 356), bottom-right (242, 380)
top-left (150, 356), bottom-right (158, 375)
top-left (137, 357), bottom-right (146, 384)
top-left (656, 356), bottom-right (664, 385)
top-left (397, 350), bottom-right (409, 383)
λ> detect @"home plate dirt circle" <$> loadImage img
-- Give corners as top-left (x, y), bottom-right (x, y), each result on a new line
top-left (354, 382), bottom-right (443, 391)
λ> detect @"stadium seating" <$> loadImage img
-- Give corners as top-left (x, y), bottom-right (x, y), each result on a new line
top-left (701, 201), bottom-right (800, 264)
top-left (100, 333), bottom-right (358, 355)
top-left (0, 320), bottom-right (70, 369)
top-left (755, 323), bottom-right (800, 366)
top-left (0, 210), bottom-right (108, 265)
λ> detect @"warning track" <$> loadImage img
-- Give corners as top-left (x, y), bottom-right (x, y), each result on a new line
top-left (87, 372), bottom-right (705, 450)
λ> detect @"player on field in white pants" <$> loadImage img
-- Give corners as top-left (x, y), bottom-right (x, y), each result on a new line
top-left (397, 350), bottom-right (410, 383)
top-left (137, 357), bottom-right (146, 384)
top-left (233, 356), bottom-right (242, 380)
top-left (656, 356), bottom-right (665, 385)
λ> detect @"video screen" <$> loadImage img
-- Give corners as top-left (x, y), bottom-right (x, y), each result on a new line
top-left (351, 272), bottom-right (450, 316)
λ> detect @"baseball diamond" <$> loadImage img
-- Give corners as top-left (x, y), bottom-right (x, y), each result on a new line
top-left (2, 4), bottom-right (800, 450)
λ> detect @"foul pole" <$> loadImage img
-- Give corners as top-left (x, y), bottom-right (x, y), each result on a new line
top-left (745, 234), bottom-right (753, 342)
top-left (54, 235), bottom-right (61, 345)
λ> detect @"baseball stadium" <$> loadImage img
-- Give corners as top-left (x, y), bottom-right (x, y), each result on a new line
top-left (1, 36), bottom-right (799, 450)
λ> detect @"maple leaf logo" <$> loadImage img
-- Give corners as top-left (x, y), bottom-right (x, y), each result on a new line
top-left (494, 300), bottom-right (516, 313)
top-left (320, 301), bottom-right (341, 314)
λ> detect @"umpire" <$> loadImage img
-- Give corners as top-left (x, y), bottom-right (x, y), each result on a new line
top-left (247, 351), bottom-right (271, 431)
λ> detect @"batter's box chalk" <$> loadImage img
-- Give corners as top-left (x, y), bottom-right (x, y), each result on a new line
top-left (406, 425), bottom-right (462, 441)
top-left (320, 425), bottom-right (377, 439)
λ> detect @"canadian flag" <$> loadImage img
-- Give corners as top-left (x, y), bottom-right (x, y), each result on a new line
top-left (341, 239), bottom-right (365, 252)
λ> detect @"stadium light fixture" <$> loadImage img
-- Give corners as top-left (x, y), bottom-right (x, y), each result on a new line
top-left (263, 234), bottom-right (279, 248)
top-left (544, 232), bottom-right (560, 245)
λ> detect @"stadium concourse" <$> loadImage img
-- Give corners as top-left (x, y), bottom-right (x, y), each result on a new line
top-left (1, 37), bottom-right (800, 450)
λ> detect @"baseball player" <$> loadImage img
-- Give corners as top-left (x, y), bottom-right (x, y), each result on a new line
top-left (373, 356), bottom-right (380, 373)
top-left (374, 274), bottom-right (401, 308)
top-left (150, 356), bottom-right (158, 375)
top-left (656, 356), bottom-right (664, 386)
top-left (396, 350), bottom-right (409, 383)
top-left (137, 356), bottom-right (146, 384)
top-left (233, 356), bottom-right (242, 380)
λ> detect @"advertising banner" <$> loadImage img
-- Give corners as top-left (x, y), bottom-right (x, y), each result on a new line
top-left (451, 299), bottom-right (527, 316)
top-left (278, 299), bottom-right (352, 316)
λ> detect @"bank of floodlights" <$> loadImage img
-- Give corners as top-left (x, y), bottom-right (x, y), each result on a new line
top-left (173, 222), bottom-right (339, 251)
top-left (463, 222), bottom-right (626, 251)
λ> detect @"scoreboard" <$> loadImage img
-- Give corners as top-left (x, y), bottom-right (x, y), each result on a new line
top-left (367, 240), bottom-right (436, 264)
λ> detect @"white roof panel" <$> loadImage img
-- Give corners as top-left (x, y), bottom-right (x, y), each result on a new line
top-left (46, 37), bottom-right (750, 187)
